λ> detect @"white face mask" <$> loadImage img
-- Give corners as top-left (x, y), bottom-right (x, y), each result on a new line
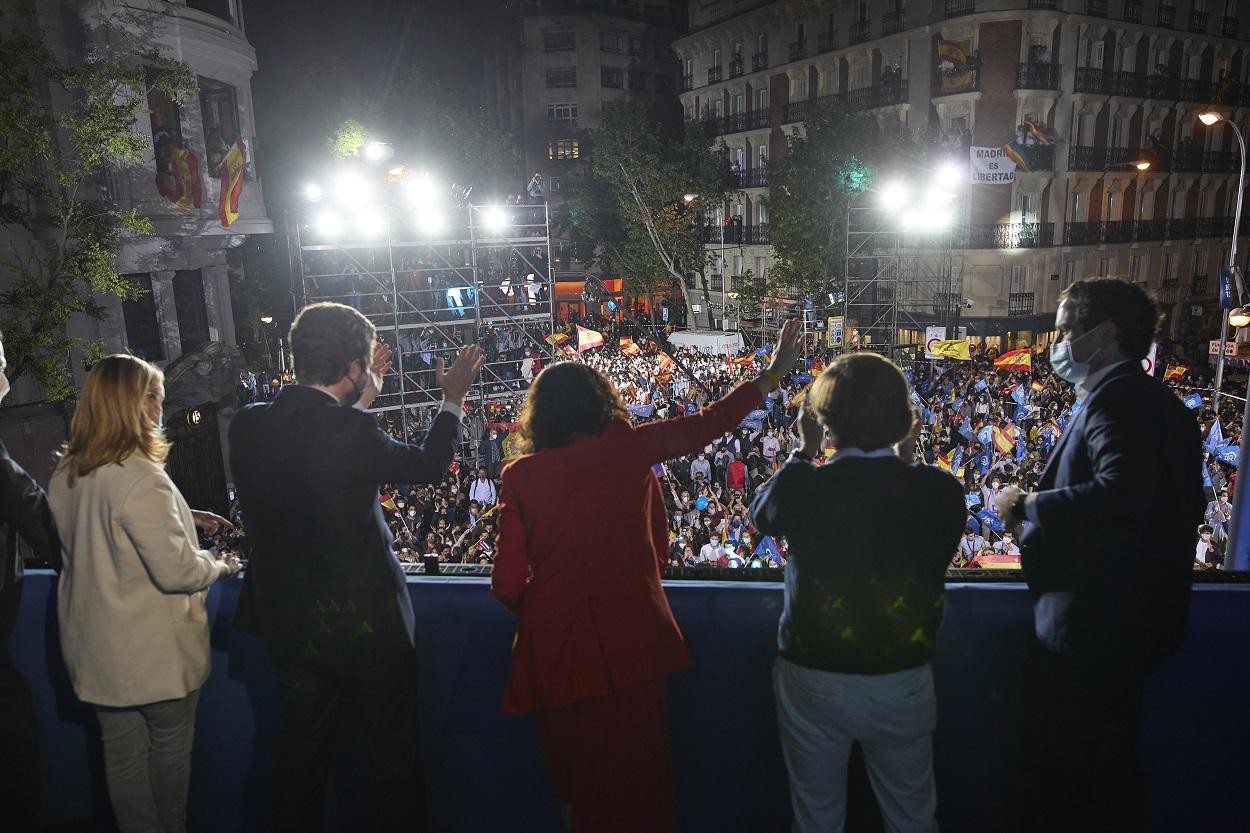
top-left (0, 371), bottom-right (9, 405)
top-left (1049, 323), bottom-right (1107, 385)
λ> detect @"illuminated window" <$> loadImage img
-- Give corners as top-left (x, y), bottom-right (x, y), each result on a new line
top-left (548, 140), bottom-right (580, 160)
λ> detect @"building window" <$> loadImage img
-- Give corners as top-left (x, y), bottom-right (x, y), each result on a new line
top-left (547, 175), bottom-right (561, 193)
top-left (122, 273), bottom-right (164, 361)
top-left (792, 76), bottom-right (808, 99)
top-left (600, 32), bottom-right (623, 53)
top-left (757, 33), bottom-right (767, 54)
top-left (1098, 256), bottom-right (1110, 277)
top-left (1161, 252), bottom-right (1172, 283)
top-left (186, 0), bottom-right (232, 23)
top-left (711, 99), bottom-right (723, 118)
top-left (757, 144), bottom-right (768, 167)
top-left (1010, 265), bottom-right (1029, 294)
top-left (1063, 260), bottom-right (1077, 287)
top-left (601, 66), bottom-right (625, 88)
top-left (1020, 193), bottom-right (1035, 223)
top-left (684, 104), bottom-right (694, 122)
top-left (755, 257), bottom-right (768, 280)
top-left (548, 140), bottom-right (580, 160)
top-left (547, 102), bottom-right (579, 121)
top-left (712, 47), bottom-right (722, 68)
top-left (755, 87), bottom-right (769, 110)
top-left (148, 68), bottom-right (183, 181)
top-left (629, 35), bottom-right (650, 57)
top-left (198, 77), bottom-right (240, 173)
top-left (733, 254), bottom-right (744, 275)
top-left (628, 71), bottom-right (649, 92)
top-left (732, 94), bottom-right (745, 114)
top-left (545, 67), bottom-right (577, 88)
top-left (172, 269), bottom-right (209, 357)
top-left (757, 202), bottom-right (768, 224)
top-left (1130, 255), bottom-right (1143, 284)
top-left (544, 29), bottom-right (576, 51)
top-left (1071, 192), bottom-right (1087, 222)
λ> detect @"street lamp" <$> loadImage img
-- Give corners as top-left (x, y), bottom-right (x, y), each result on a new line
top-left (1200, 111), bottom-right (1250, 570)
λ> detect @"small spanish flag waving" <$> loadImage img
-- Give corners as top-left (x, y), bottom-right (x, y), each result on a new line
top-left (1163, 363), bottom-right (1189, 381)
top-left (994, 348), bottom-right (1032, 371)
top-left (218, 139), bottom-right (246, 227)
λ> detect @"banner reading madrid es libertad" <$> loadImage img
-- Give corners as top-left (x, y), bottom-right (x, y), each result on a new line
top-left (969, 146), bottom-right (1017, 184)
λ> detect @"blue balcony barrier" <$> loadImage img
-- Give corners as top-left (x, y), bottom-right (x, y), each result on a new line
top-left (11, 573), bottom-right (1250, 832)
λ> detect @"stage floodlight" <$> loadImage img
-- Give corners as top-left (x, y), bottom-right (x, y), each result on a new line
top-left (334, 172), bottom-right (373, 208)
top-left (416, 211), bottom-right (446, 236)
top-left (356, 209), bottom-right (387, 238)
top-left (313, 211), bottom-right (343, 237)
top-left (482, 207), bottom-right (509, 233)
top-left (933, 162), bottom-right (963, 189)
top-left (363, 141), bottom-right (393, 161)
top-left (303, 183), bottom-right (323, 203)
top-left (878, 182), bottom-right (908, 210)
top-left (404, 174), bottom-right (439, 206)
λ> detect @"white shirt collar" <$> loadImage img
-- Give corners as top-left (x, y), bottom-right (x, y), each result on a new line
top-left (829, 447), bottom-right (898, 464)
top-left (1078, 359), bottom-right (1138, 398)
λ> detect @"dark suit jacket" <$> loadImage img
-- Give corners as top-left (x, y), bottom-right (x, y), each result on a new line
top-left (229, 386), bottom-right (460, 667)
top-left (0, 441), bottom-right (61, 648)
top-left (1021, 362), bottom-right (1204, 669)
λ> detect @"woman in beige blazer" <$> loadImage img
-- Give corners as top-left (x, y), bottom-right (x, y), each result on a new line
top-left (48, 355), bottom-right (239, 833)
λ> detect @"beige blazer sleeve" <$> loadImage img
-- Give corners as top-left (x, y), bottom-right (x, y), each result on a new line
top-left (119, 472), bottom-right (223, 593)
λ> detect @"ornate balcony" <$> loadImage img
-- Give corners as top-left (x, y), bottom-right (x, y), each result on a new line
top-left (729, 58), bottom-right (744, 78)
top-left (1008, 292), bottom-right (1036, 317)
top-left (850, 20), bottom-right (870, 45)
top-left (1085, 0), bottom-right (1107, 18)
top-left (707, 66), bottom-right (722, 84)
top-left (963, 223), bottom-right (1055, 249)
top-left (1189, 10), bottom-right (1209, 34)
top-left (933, 58), bottom-right (979, 97)
top-left (1016, 62), bottom-right (1060, 90)
top-left (702, 223), bottom-right (770, 245)
top-left (1074, 67), bottom-right (1108, 94)
top-left (1197, 217), bottom-right (1234, 238)
top-left (1123, 0), bottom-right (1143, 23)
top-left (1110, 70), bottom-right (1147, 97)
top-left (1028, 0), bottom-right (1057, 7)
top-left (1064, 221), bottom-right (1102, 246)
top-left (1157, 4), bottom-right (1176, 28)
top-left (945, 0), bottom-right (976, 18)
top-left (883, 10), bottom-right (906, 35)
top-left (1145, 74), bottom-right (1176, 100)
top-left (1225, 17), bottom-right (1241, 38)
top-left (682, 73), bottom-right (693, 91)
top-left (734, 168), bottom-right (769, 188)
top-left (752, 52), bottom-right (768, 72)
top-left (788, 40), bottom-right (806, 62)
top-left (817, 32), bottom-right (836, 53)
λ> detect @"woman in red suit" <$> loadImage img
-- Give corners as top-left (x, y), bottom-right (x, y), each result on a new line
top-left (492, 320), bottom-right (802, 832)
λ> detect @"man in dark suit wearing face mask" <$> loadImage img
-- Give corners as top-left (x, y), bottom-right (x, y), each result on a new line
top-left (230, 303), bottom-right (484, 833)
top-left (994, 278), bottom-right (1204, 833)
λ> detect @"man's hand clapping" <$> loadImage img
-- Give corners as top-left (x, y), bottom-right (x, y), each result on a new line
top-left (436, 345), bottom-right (487, 407)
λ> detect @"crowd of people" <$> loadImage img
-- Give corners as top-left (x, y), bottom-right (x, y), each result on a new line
top-left (228, 315), bottom-right (1239, 574)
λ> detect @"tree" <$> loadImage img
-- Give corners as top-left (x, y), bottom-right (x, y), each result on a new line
top-left (568, 99), bottom-right (733, 330)
top-left (765, 102), bottom-right (883, 304)
top-left (0, 4), bottom-right (194, 400)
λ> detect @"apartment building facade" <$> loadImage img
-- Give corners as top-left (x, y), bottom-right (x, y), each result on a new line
top-left (484, 0), bottom-right (684, 276)
top-left (0, 0), bottom-right (270, 499)
top-left (675, 0), bottom-right (1248, 353)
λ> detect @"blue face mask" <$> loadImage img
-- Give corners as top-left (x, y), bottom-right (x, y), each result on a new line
top-left (1049, 324), bottom-right (1106, 386)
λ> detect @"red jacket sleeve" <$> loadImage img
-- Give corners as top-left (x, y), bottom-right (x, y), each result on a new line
top-left (631, 382), bottom-right (764, 465)
top-left (490, 461), bottom-right (529, 612)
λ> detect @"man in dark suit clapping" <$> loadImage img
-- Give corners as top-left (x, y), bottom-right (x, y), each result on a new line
top-left (230, 303), bottom-right (483, 833)
top-left (995, 278), bottom-right (1204, 833)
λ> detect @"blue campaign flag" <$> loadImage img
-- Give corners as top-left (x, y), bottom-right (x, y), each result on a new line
top-left (976, 507), bottom-right (1005, 534)
top-left (1015, 435), bottom-right (1027, 462)
top-left (974, 379), bottom-right (988, 393)
top-left (976, 450), bottom-right (992, 475)
top-left (1014, 403), bottom-right (1030, 423)
top-left (695, 496), bottom-right (709, 510)
top-left (755, 536), bottom-right (783, 565)
top-left (745, 409), bottom-right (771, 423)
top-left (755, 346), bottom-right (772, 356)
top-left (684, 398), bottom-right (698, 415)
top-left (1206, 419), bottom-right (1225, 453)
top-left (1184, 392), bottom-right (1203, 410)
top-left (909, 390), bottom-right (922, 406)
top-left (1011, 384), bottom-right (1027, 405)
top-left (627, 404), bottom-right (655, 418)
top-left (919, 378), bottom-right (934, 396)
top-left (958, 422), bottom-right (974, 441)
top-left (652, 463), bottom-right (666, 478)
top-left (1070, 397), bottom-right (1083, 417)
top-left (904, 369), bottom-right (914, 382)
top-left (965, 493), bottom-right (982, 510)
top-left (1202, 460), bottom-right (1214, 489)
top-left (791, 372), bottom-right (813, 384)
top-left (742, 418), bottom-right (765, 431)
top-left (954, 396), bottom-right (965, 411)
top-left (951, 446), bottom-right (965, 473)
top-left (1215, 445), bottom-right (1240, 467)
top-left (976, 424), bottom-right (994, 446)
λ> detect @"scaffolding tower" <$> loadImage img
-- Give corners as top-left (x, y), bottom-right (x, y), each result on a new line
top-left (294, 202), bottom-right (556, 434)
top-left (843, 200), bottom-right (964, 365)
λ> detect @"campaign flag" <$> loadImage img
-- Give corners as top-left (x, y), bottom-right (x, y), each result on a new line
top-left (1202, 460), bottom-right (1214, 489)
top-left (1184, 392), bottom-right (1203, 410)
top-left (791, 372), bottom-right (813, 384)
top-left (958, 421), bottom-right (974, 441)
top-left (576, 326), bottom-right (604, 352)
top-left (1215, 445), bottom-right (1240, 467)
top-left (218, 139), bottom-right (246, 227)
top-left (954, 396), bottom-right (965, 411)
top-left (755, 346), bottom-right (773, 356)
top-left (755, 536), bottom-right (783, 565)
top-left (1011, 384), bottom-right (1027, 405)
top-left (992, 425), bottom-right (1014, 455)
top-left (1163, 363), bottom-right (1189, 382)
top-left (545, 331), bottom-right (570, 346)
top-left (931, 339), bottom-right (972, 361)
top-left (904, 369), bottom-right (914, 382)
top-left (975, 507), bottom-right (1005, 534)
top-left (951, 446), bottom-right (965, 476)
top-left (627, 403), bottom-right (655, 418)
top-left (1031, 381), bottom-right (1044, 394)
top-left (1014, 403), bottom-right (1030, 423)
top-left (1206, 419), bottom-right (1225, 453)
top-left (994, 349), bottom-right (1032, 371)
top-left (976, 424), bottom-right (994, 447)
top-left (974, 379), bottom-right (989, 394)
top-left (1219, 266), bottom-right (1236, 310)
top-left (652, 462), bottom-right (666, 478)
top-left (976, 450), bottom-right (992, 475)
top-left (789, 384), bottom-right (811, 408)
top-left (1015, 434), bottom-right (1026, 462)
top-left (742, 418), bottom-right (765, 431)
top-left (965, 493), bottom-right (982, 510)
top-left (1070, 397), bottom-right (1083, 418)
top-left (621, 341), bottom-right (642, 356)
top-left (684, 398), bottom-right (698, 414)
top-left (746, 409), bottom-right (770, 423)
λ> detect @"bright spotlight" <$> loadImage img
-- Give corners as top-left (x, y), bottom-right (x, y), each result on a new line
top-left (416, 211), bottom-right (446, 236)
top-left (482, 207), bottom-right (509, 233)
top-left (356, 210), bottom-right (387, 237)
top-left (1199, 111), bottom-right (1223, 126)
top-left (363, 141), bottom-right (393, 161)
top-left (334, 173), bottom-right (373, 207)
top-left (303, 183), bottom-right (322, 203)
top-left (899, 208), bottom-right (922, 229)
top-left (878, 182), bottom-right (908, 210)
top-left (313, 211), bottom-right (343, 237)
top-left (1134, 160), bottom-right (1151, 171)
top-left (404, 174), bottom-right (439, 206)
top-left (933, 162), bottom-right (963, 188)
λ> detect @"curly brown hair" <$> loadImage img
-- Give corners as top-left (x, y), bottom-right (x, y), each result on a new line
top-left (517, 362), bottom-right (628, 453)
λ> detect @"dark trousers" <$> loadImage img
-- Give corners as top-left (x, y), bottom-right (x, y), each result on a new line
top-left (272, 651), bottom-right (423, 833)
top-left (1022, 642), bottom-right (1150, 833)
top-left (0, 652), bottom-right (40, 833)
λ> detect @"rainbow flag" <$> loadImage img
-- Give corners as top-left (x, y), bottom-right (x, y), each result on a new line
top-left (994, 348), bottom-right (1031, 371)
top-left (1001, 143), bottom-right (1031, 173)
top-left (576, 326), bottom-right (604, 352)
top-left (218, 139), bottom-right (246, 227)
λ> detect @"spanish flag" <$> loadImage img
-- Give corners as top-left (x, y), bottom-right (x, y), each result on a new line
top-left (380, 495), bottom-right (398, 512)
top-left (1031, 381), bottom-right (1044, 393)
top-left (621, 341), bottom-right (641, 356)
top-left (157, 143), bottom-right (203, 209)
top-left (935, 452), bottom-right (952, 473)
top-left (994, 348), bottom-right (1032, 371)
top-left (561, 344), bottom-right (578, 357)
top-left (576, 325), bottom-right (604, 352)
top-left (937, 39), bottom-right (969, 67)
top-left (1163, 363), bottom-right (1189, 381)
top-left (788, 384), bottom-right (811, 408)
top-left (931, 339), bottom-right (972, 361)
top-left (727, 353), bottom-right (755, 366)
top-left (656, 352), bottom-right (675, 371)
top-left (992, 425), bottom-right (1014, 455)
top-left (1001, 143), bottom-right (1031, 173)
top-left (619, 336), bottom-right (634, 348)
top-left (218, 139), bottom-right (246, 227)
top-left (545, 331), bottom-right (570, 346)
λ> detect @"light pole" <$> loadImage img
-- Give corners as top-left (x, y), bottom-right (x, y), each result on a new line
top-left (1200, 112), bottom-right (1249, 570)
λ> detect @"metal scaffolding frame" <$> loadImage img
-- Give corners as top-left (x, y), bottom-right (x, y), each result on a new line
top-left (843, 201), bottom-right (964, 365)
top-left (294, 203), bottom-right (556, 436)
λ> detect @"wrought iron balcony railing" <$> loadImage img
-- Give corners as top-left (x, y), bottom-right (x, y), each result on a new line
top-left (1189, 10), bottom-right (1208, 34)
top-left (1224, 17), bottom-right (1241, 38)
top-left (1085, 0), bottom-right (1107, 18)
top-left (788, 40), bottom-right (806, 61)
top-left (752, 52), bottom-right (768, 71)
top-left (1157, 4), bottom-right (1176, 27)
top-left (883, 11), bottom-right (906, 35)
top-left (1008, 292), bottom-right (1036, 317)
top-left (1123, 0), bottom-right (1143, 23)
top-left (1016, 62), bottom-right (1060, 90)
top-left (850, 20), bottom-right (870, 45)
top-left (729, 58), bottom-right (743, 78)
top-left (945, 0), bottom-right (976, 18)
top-left (817, 32), bottom-right (836, 53)
top-left (707, 66), bottom-right (722, 84)
top-left (963, 223), bottom-right (1055, 249)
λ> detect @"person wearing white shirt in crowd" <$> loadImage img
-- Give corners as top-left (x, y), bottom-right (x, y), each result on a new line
top-left (761, 429), bottom-right (781, 468)
top-left (1195, 524), bottom-right (1219, 567)
top-left (1205, 489), bottom-right (1232, 535)
top-left (994, 531), bottom-right (1020, 556)
top-left (981, 478), bottom-right (1001, 514)
top-left (698, 540), bottom-right (721, 565)
top-left (690, 453), bottom-right (712, 484)
top-left (468, 467), bottom-right (498, 506)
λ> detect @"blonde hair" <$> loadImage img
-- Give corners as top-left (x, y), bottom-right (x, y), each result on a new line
top-left (59, 354), bottom-right (169, 483)
top-left (808, 352), bottom-right (914, 450)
